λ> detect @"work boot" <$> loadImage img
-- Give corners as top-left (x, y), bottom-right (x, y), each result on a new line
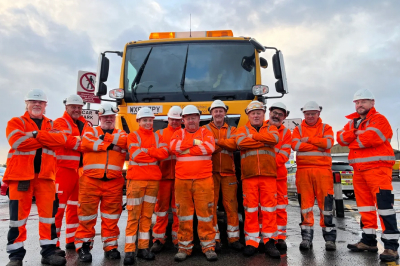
top-left (380, 249), bottom-right (399, 262)
top-left (104, 248), bottom-right (121, 260)
top-left (65, 242), bottom-right (75, 250)
top-left (325, 241), bottom-right (336, 251)
top-left (299, 239), bottom-right (313, 250)
top-left (123, 252), bottom-right (135, 265)
top-left (243, 245), bottom-right (257, 257)
top-left (275, 239), bottom-right (287, 253)
top-left (137, 248), bottom-right (155, 260)
top-left (78, 242), bottom-right (92, 262)
top-left (54, 247), bottom-right (66, 257)
top-left (6, 260), bottom-right (22, 266)
top-left (347, 241), bottom-right (378, 252)
top-left (229, 241), bottom-right (244, 251)
top-left (215, 242), bottom-right (222, 252)
top-left (174, 250), bottom-right (188, 262)
top-left (205, 250), bottom-right (218, 261)
top-left (150, 240), bottom-right (164, 253)
top-left (265, 239), bottom-right (281, 259)
top-left (41, 254), bottom-right (67, 266)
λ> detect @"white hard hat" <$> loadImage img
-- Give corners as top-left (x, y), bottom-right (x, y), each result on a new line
top-left (136, 107), bottom-right (155, 120)
top-left (64, 95), bottom-right (84, 106)
top-left (245, 101), bottom-right (265, 114)
top-left (269, 102), bottom-right (290, 117)
top-left (301, 101), bottom-right (322, 112)
top-left (25, 89), bottom-right (47, 102)
top-left (353, 89), bottom-right (375, 102)
top-left (167, 106), bottom-right (182, 119)
top-left (98, 103), bottom-right (119, 116)
top-left (208, 100), bottom-right (228, 112)
top-left (182, 105), bottom-right (201, 116)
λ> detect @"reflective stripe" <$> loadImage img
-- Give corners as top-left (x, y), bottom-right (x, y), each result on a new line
top-left (245, 236), bottom-right (259, 242)
top-left (221, 150), bottom-right (233, 156)
top-left (7, 152), bottom-right (13, 158)
top-left (144, 195), bottom-right (157, 203)
top-left (197, 215), bottom-right (213, 222)
top-left (244, 206), bottom-right (258, 213)
top-left (130, 149), bottom-right (142, 161)
top-left (261, 231), bottom-right (278, 238)
top-left (7, 242), bottom-right (24, 251)
top-left (281, 144), bottom-right (291, 149)
top-left (102, 235), bottom-right (119, 241)
top-left (178, 215), bottom-right (193, 221)
top-left (356, 137), bottom-right (365, 148)
top-left (56, 228), bottom-right (61, 233)
top-left (276, 204), bottom-right (287, 209)
top-left (362, 228), bottom-right (376, 234)
top-left (40, 239), bottom-right (58, 245)
top-left (76, 237), bottom-right (93, 242)
top-left (10, 218), bottom-right (28, 227)
top-left (67, 200), bottom-right (78, 205)
top-left (13, 150), bottom-right (36, 156)
top-left (172, 208), bottom-right (177, 213)
top-left (205, 124), bottom-right (211, 132)
top-left (227, 231), bottom-right (240, 238)
top-left (292, 138), bottom-right (300, 142)
top-left (215, 232), bottom-right (220, 240)
top-left (322, 227), bottom-right (336, 232)
top-left (129, 161), bottom-right (158, 166)
top-left (66, 223), bottom-right (79, 229)
top-left (43, 148), bottom-right (56, 157)
top-left (349, 156), bottom-right (396, 164)
top-left (366, 127), bottom-right (386, 142)
top-left (133, 131), bottom-right (142, 146)
top-left (104, 240), bottom-right (118, 247)
top-left (159, 143), bottom-right (167, 147)
top-left (245, 126), bottom-right (250, 135)
top-left (294, 141), bottom-right (301, 151)
top-left (153, 232), bottom-right (165, 238)
top-left (126, 197), bottom-right (143, 206)
top-left (129, 143), bottom-right (140, 149)
top-left (277, 225), bottom-right (287, 230)
top-left (326, 139), bottom-right (332, 149)
top-left (72, 140), bottom-right (80, 150)
top-left (339, 132), bottom-right (349, 145)
top-left (272, 133), bottom-right (279, 143)
top-left (57, 155), bottom-right (80, 161)
top-left (112, 133), bottom-right (120, 145)
top-left (139, 232), bottom-right (150, 240)
top-left (198, 144), bottom-right (207, 155)
top-left (324, 135), bottom-right (334, 139)
top-left (323, 210), bottom-right (333, 216)
top-left (300, 225), bottom-right (313, 230)
top-left (278, 231), bottom-right (287, 236)
top-left (301, 207), bottom-right (313, 214)
top-left (260, 206), bottom-right (276, 212)
top-left (155, 211), bottom-right (168, 217)
top-left (125, 235), bottom-right (137, 243)
top-left (7, 129), bottom-right (24, 141)
top-left (175, 140), bottom-right (182, 152)
top-left (58, 204), bottom-right (66, 209)
top-left (176, 156), bottom-right (212, 162)
top-left (358, 206), bottom-right (376, 212)
top-left (201, 239), bottom-right (215, 247)
top-left (275, 148), bottom-right (289, 157)
top-left (108, 165), bottom-right (122, 171)
top-left (227, 225), bottom-right (239, 231)
top-left (204, 141), bottom-right (215, 152)
top-left (236, 135), bottom-right (246, 146)
top-left (154, 133), bottom-right (159, 148)
top-left (382, 234), bottom-right (400, 240)
top-left (83, 164), bottom-right (105, 170)
top-left (62, 118), bottom-right (72, 134)
top-left (297, 151), bottom-right (331, 157)
top-left (227, 126), bottom-right (231, 138)
top-left (298, 125), bottom-right (302, 136)
top-left (79, 214), bottom-right (98, 221)
top-left (245, 231), bottom-right (260, 237)
top-left (39, 217), bottom-right (55, 224)
top-left (101, 212), bottom-right (121, 219)
top-left (12, 135), bottom-right (30, 149)
top-left (179, 240), bottom-right (192, 246)
top-left (241, 150), bottom-right (275, 159)
top-left (378, 209), bottom-right (396, 216)
top-left (66, 232), bottom-right (76, 238)
top-left (18, 117), bottom-right (25, 127)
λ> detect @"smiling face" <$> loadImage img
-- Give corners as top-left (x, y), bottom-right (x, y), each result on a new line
top-left (139, 117), bottom-right (154, 130)
top-left (66, 104), bottom-right (83, 121)
top-left (268, 108), bottom-right (286, 127)
top-left (99, 115), bottom-right (116, 130)
top-left (303, 111), bottom-right (320, 126)
top-left (183, 114), bottom-right (200, 133)
top-left (354, 99), bottom-right (374, 117)
top-left (211, 107), bottom-right (226, 126)
top-left (248, 109), bottom-right (265, 127)
top-left (26, 100), bottom-right (46, 119)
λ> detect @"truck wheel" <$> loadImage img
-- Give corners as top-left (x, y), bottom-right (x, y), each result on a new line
top-left (344, 191), bottom-right (355, 199)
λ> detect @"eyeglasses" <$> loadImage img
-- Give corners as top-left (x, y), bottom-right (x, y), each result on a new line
top-left (271, 111), bottom-right (285, 118)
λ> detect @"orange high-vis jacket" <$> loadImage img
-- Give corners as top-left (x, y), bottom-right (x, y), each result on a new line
top-left (170, 127), bottom-right (215, 180)
top-left (54, 112), bottom-right (89, 169)
top-left (126, 127), bottom-right (169, 181)
top-left (236, 121), bottom-right (279, 179)
top-left (266, 120), bottom-right (292, 178)
top-left (291, 118), bottom-right (333, 169)
top-left (81, 126), bottom-right (127, 179)
top-left (203, 122), bottom-right (237, 176)
top-left (337, 107), bottom-right (395, 171)
top-left (4, 111), bottom-right (67, 182)
top-left (156, 125), bottom-right (181, 180)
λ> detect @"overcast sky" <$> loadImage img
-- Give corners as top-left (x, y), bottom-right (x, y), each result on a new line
top-left (1, 0), bottom-right (399, 163)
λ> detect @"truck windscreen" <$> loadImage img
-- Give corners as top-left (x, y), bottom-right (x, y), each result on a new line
top-left (124, 41), bottom-right (256, 102)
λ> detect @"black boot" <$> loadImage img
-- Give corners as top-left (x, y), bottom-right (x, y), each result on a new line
top-left (265, 239), bottom-right (281, 259)
top-left (104, 248), bottom-right (121, 260)
top-left (78, 242), bottom-right (92, 262)
top-left (41, 254), bottom-right (67, 266)
top-left (6, 260), bottom-right (23, 266)
top-left (243, 245), bottom-right (257, 257)
top-left (124, 252), bottom-right (136, 265)
top-left (54, 247), bottom-right (66, 257)
top-left (65, 242), bottom-right (75, 250)
top-left (275, 239), bottom-right (287, 253)
top-left (137, 248), bottom-right (155, 260)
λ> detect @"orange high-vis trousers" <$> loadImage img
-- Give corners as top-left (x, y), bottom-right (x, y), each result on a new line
top-left (152, 180), bottom-right (178, 245)
top-left (296, 168), bottom-right (336, 242)
top-left (213, 173), bottom-right (240, 243)
top-left (276, 177), bottom-right (288, 240)
top-left (243, 176), bottom-right (277, 248)
top-left (124, 180), bottom-right (159, 252)
top-left (7, 174), bottom-right (58, 260)
top-left (55, 167), bottom-right (79, 247)
top-left (353, 167), bottom-right (399, 250)
top-left (74, 175), bottom-right (123, 252)
top-left (175, 176), bottom-right (216, 254)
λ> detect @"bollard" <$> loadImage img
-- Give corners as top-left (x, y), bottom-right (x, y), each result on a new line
top-left (333, 172), bottom-right (345, 218)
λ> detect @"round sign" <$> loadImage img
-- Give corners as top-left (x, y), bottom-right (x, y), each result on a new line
top-left (80, 72), bottom-right (96, 92)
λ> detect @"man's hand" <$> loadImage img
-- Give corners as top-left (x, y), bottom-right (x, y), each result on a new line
top-left (113, 146), bottom-right (122, 152)
top-left (180, 149), bottom-right (190, 155)
top-left (74, 136), bottom-right (82, 141)
top-left (26, 132), bottom-right (34, 138)
top-left (193, 139), bottom-right (203, 145)
top-left (300, 137), bottom-right (309, 142)
top-left (355, 130), bottom-right (365, 136)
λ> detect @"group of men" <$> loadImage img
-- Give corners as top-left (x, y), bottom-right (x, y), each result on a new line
top-left (3, 88), bottom-right (398, 265)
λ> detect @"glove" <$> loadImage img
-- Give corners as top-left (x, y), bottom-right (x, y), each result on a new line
top-left (193, 139), bottom-right (203, 145)
top-left (180, 149), bottom-right (190, 155)
top-left (99, 135), bottom-right (105, 140)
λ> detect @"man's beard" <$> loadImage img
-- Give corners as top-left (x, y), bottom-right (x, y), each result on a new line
top-left (357, 108), bottom-right (370, 116)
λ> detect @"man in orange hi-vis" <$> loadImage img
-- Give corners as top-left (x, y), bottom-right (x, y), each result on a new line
top-left (53, 95), bottom-right (89, 257)
top-left (4, 89), bottom-right (67, 266)
top-left (151, 106), bottom-right (183, 253)
top-left (74, 103), bottom-right (127, 263)
top-left (236, 100), bottom-right (280, 259)
top-left (203, 100), bottom-right (243, 252)
top-left (124, 107), bottom-right (169, 265)
top-left (170, 105), bottom-right (217, 262)
top-left (337, 89), bottom-right (398, 262)
top-left (291, 101), bottom-right (336, 251)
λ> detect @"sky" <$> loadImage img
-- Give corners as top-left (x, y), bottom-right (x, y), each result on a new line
top-left (0, 0), bottom-right (399, 163)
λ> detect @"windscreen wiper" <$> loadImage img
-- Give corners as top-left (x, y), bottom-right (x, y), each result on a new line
top-left (131, 47), bottom-right (153, 102)
top-left (180, 45), bottom-right (191, 101)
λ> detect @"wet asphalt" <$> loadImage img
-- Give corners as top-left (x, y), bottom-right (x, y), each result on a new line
top-left (1, 182), bottom-right (400, 266)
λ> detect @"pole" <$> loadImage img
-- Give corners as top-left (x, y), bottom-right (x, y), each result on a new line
top-left (397, 128), bottom-right (399, 151)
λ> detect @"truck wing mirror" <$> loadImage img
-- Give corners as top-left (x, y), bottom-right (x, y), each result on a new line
top-left (95, 53), bottom-right (110, 96)
top-left (272, 51), bottom-right (288, 94)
